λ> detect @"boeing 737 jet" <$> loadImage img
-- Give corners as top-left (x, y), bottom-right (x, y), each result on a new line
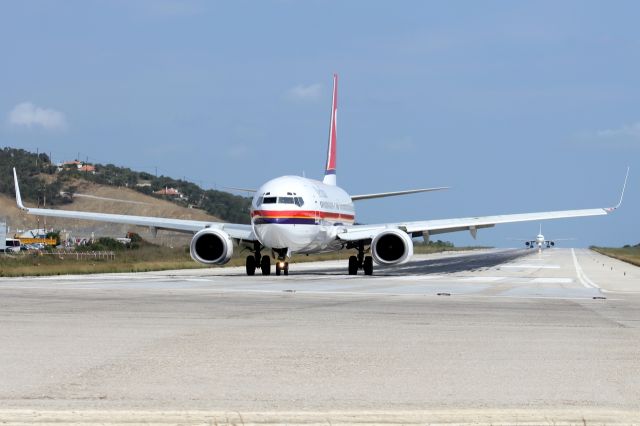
top-left (515, 224), bottom-right (574, 249)
top-left (12, 75), bottom-right (628, 276)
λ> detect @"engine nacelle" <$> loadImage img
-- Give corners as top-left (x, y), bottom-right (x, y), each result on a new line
top-left (525, 241), bottom-right (531, 247)
top-left (190, 228), bottom-right (234, 265)
top-left (371, 229), bottom-right (414, 265)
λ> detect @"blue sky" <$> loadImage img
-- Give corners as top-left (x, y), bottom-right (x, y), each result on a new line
top-left (1, 0), bottom-right (638, 247)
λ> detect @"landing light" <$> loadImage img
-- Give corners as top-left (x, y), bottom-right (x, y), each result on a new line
top-left (279, 261), bottom-right (285, 268)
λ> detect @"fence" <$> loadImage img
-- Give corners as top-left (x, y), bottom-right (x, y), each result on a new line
top-left (5, 251), bottom-right (116, 260)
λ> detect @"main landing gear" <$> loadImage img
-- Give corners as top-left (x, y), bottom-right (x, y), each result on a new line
top-left (245, 243), bottom-right (289, 276)
top-left (348, 242), bottom-right (373, 276)
top-left (245, 242), bottom-right (274, 276)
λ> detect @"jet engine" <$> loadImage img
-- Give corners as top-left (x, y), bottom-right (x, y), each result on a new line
top-left (371, 229), bottom-right (414, 265)
top-left (189, 228), bottom-right (234, 265)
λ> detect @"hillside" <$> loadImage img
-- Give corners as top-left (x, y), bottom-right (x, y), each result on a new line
top-left (0, 179), bottom-right (227, 246)
top-left (0, 147), bottom-right (252, 230)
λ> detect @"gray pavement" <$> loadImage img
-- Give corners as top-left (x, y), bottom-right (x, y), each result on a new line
top-left (0, 248), bottom-right (639, 424)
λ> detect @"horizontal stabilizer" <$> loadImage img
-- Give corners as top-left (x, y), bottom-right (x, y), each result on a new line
top-left (351, 187), bottom-right (449, 201)
top-left (223, 186), bottom-right (257, 193)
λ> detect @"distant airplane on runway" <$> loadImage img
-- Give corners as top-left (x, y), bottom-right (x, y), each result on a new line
top-left (12, 75), bottom-right (630, 276)
top-left (511, 224), bottom-right (575, 249)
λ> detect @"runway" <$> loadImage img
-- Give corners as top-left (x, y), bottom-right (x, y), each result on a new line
top-left (1, 248), bottom-right (639, 424)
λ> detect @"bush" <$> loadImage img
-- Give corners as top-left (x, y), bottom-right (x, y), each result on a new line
top-left (77, 237), bottom-right (127, 252)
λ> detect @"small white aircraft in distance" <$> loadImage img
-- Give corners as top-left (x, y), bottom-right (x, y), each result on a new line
top-left (12, 75), bottom-right (629, 276)
top-left (511, 224), bottom-right (574, 249)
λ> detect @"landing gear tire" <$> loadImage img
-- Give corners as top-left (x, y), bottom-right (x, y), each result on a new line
top-left (274, 261), bottom-right (289, 276)
top-left (348, 256), bottom-right (358, 275)
top-left (246, 255), bottom-right (256, 276)
top-left (260, 255), bottom-right (271, 276)
top-left (363, 256), bottom-right (373, 276)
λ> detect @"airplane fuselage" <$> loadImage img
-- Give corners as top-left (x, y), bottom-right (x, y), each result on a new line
top-left (250, 175), bottom-right (355, 253)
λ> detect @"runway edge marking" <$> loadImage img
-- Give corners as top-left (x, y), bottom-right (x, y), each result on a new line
top-left (571, 248), bottom-right (602, 291)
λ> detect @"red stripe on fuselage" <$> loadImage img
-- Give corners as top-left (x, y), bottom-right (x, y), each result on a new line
top-left (251, 209), bottom-right (354, 221)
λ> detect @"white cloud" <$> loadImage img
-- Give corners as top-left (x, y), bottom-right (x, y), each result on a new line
top-left (8, 102), bottom-right (67, 130)
top-left (576, 121), bottom-right (640, 148)
top-left (285, 83), bottom-right (323, 102)
top-left (594, 122), bottom-right (640, 139)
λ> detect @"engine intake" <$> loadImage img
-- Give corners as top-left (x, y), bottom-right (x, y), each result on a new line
top-left (371, 229), bottom-right (414, 265)
top-left (190, 228), bottom-right (234, 265)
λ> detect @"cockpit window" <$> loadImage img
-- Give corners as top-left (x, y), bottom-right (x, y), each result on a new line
top-left (260, 195), bottom-right (304, 206)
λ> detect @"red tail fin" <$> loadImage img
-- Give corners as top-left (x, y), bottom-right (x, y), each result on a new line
top-left (323, 74), bottom-right (338, 186)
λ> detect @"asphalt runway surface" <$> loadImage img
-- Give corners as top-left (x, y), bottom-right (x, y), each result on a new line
top-left (1, 248), bottom-right (639, 425)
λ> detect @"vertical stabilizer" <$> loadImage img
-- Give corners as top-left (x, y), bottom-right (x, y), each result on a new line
top-left (323, 74), bottom-right (338, 186)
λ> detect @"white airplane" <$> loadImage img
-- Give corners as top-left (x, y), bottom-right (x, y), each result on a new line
top-left (512, 224), bottom-right (574, 249)
top-left (12, 75), bottom-right (629, 276)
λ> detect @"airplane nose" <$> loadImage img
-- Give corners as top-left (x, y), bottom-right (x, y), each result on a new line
top-left (253, 223), bottom-right (310, 251)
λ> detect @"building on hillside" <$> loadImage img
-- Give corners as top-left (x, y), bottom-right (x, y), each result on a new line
top-left (154, 187), bottom-right (183, 198)
top-left (57, 160), bottom-right (96, 174)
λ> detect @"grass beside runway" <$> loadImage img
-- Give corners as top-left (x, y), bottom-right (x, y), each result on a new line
top-left (0, 245), bottom-right (205, 277)
top-left (0, 241), bottom-right (486, 277)
top-left (591, 245), bottom-right (640, 267)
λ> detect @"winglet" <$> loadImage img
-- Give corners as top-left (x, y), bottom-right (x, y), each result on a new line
top-left (605, 166), bottom-right (629, 212)
top-left (610, 166), bottom-right (630, 211)
top-left (13, 168), bottom-right (27, 211)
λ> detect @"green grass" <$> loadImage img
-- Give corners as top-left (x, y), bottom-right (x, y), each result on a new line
top-left (591, 245), bottom-right (640, 267)
top-left (0, 242), bottom-right (486, 277)
top-left (0, 245), bottom-right (204, 277)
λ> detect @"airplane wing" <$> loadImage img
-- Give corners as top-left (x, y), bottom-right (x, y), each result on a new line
top-left (337, 208), bottom-right (611, 242)
top-left (338, 168), bottom-right (629, 243)
top-left (12, 168), bottom-right (256, 241)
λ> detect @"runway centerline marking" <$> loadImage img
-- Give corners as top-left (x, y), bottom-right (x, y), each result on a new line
top-left (530, 278), bottom-right (573, 284)
top-left (501, 264), bottom-right (560, 269)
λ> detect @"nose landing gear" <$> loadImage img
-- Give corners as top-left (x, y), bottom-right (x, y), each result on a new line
top-left (274, 248), bottom-right (289, 276)
top-left (275, 260), bottom-right (289, 276)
